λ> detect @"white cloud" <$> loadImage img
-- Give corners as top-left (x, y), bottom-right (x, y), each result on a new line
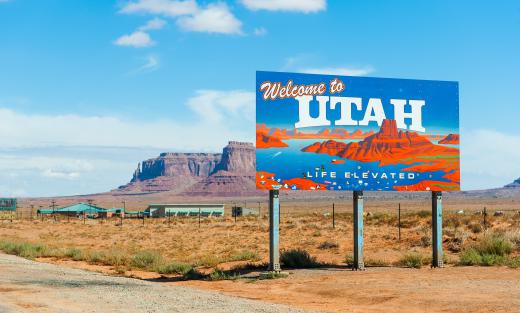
top-left (461, 129), bottom-right (520, 190)
top-left (139, 17), bottom-right (167, 31)
top-left (114, 30), bottom-right (154, 47)
top-left (241, 0), bottom-right (326, 13)
top-left (177, 3), bottom-right (243, 34)
top-left (253, 27), bottom-right (267, 36)
top-left (0, 89), bottom-right (254, 150)
top-left (187, 90), bottom-right (254, 123)
top-left (120, 0), bottom-right (198, 17)
top-left (114, 18), bottom-right (166, 48)
top-left (0, 89), bottom-right (255, 196)
top-left (299, 66), bottom-right (374, 76)
top-left (120, 1), bottom-right (242, 35)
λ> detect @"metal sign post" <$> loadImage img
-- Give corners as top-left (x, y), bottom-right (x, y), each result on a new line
top-left (432, 191), bottom-right (443, 268)
top-left (353, 190), bottom-right (364, 270)
top-left (268, 188), bottom-right (281, 272)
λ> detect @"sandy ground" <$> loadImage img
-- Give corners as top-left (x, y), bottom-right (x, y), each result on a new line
top-left (2, 252), bottom-right (520, 313)
top-left (0, 253), bottom-right (308, 313)
top-left (180, 266), bottom-right (520, 313)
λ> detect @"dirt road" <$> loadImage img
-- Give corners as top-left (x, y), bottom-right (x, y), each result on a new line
top-left (0, 253), bottom-right (309, 313)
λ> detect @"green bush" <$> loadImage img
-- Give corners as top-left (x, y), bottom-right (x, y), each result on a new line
top-left (229, 250), bottom-right (259, 262)
top-left (65, 247), bottom-right (84, 261)
top-left (208, 269), bottom-right (239, 281)
top-left (397, 252), bottom-right (424, 268)
top-left (476, 234), bottom-right (512, 256)
top-left (100, 249), bottom-right (131, 267)
top-left (155, 262), bottom-right (193, 275)
top-left (131, 250), bottom-right (163, 270)
top-left (0, 240), bottom-right (49, 259)
top-left (280, 249), bottom-right (319, 268)
top-left (459, 248), bottom-right (482, 265)
top-left (458, 233), bottom-right (515, 267)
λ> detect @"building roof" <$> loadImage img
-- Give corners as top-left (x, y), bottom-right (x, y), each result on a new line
top-left (147, 203), bottom-right (224, 208)
top-left (56, 202), bottom-right (105, 213)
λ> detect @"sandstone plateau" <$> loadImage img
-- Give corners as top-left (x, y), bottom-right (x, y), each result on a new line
top-left (114, 141), bottom-right (258, 197)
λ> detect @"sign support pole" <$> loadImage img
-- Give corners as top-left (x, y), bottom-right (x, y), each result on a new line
top-left (268, 189), bottom-right (281, 272)
top-left (432, 191), bottom-right (443, 268)
top-left (353, 190), bottom-right (364, 270)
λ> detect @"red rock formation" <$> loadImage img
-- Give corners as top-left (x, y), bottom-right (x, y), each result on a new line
top-left (115, 141), bottom-right (258, 196)
top-left (439, 134), bottom-right (460, 144)
top-left (302, 119), bottom-right (459, 170)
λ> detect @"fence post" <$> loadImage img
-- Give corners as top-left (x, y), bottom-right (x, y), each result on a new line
top-left (483, 207), bottom-right (487, 230)
top-left (332, 202), bottom-right (335, 229)
top-left (198, 208), bottom-right (201, 228)
top-left (398, 202), bottom-right (401, 241)
top-left (268, 189), bottom-right (281, 272)
top-left (432, 191), bottom-right (443, 268)
top-left (353, 190), bottom-right (364, 270)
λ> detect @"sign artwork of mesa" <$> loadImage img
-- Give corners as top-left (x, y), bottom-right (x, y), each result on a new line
top-left (256, 71), bottom-right (460, 192)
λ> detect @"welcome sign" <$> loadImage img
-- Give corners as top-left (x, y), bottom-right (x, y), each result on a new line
top-left (256, 71), bottom-right (460, 191)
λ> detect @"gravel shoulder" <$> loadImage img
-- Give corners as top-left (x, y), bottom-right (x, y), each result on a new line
top-left (0, 253), bottom-right (311, 313)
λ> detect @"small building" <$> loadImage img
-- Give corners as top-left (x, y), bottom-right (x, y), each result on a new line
top-left (231, 206), bottom-right (259, 217)
top-left (146, 203), bottom-right (224, 218)
top-left (0, 198), bottom-right (17, 219)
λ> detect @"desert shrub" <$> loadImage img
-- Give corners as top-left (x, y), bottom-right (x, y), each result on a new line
top-left (0, 240), bottom-right (49, 259)
top-left (459, 233), bottom-right (514, 267)
top-left (476, 233), bottom-right (512, 256)
top-left (131, 250), bottom-right (163, 270)
top-left (209, 269), bottom-right (239, 281)
top-left (101, 249), bottom-right (131, 267)
top-left (459, 248), bottom-right (482, 265)
top-left (280, 249), bottom-right (319, 268)
top-left (507, 256), bottom-right (520, 268)
top-left (64, 247), bottom-right (84, 261)
top-left (420, 235), bottom-right (431, 247)
top-left (155, 262), bottom-right (193, 275)
top-left (445, 214), bottom-right (462, 228)
top-left (318, 240), bottom-right (339, 250)
top-left (469, 223), bottom-right (483, 234)
top-left (229, 250), bottom-right (259, 262)
top-left (397, 252), bottom-right (424, 268)
top-left (196, 254), bottom-right (223, 267)
top-left (86, 251), bottom-right (106, 264)
top-left (365, 258), bottom-right (390, 267)
top-left (504, 229), bottom-right (520, 250)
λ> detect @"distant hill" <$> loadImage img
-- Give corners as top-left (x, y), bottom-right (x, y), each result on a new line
top-left (113, 141), bottom-right (258, 197)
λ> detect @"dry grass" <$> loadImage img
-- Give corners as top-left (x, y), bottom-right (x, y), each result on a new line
top-left (1, 201), bottom-right (520, 276)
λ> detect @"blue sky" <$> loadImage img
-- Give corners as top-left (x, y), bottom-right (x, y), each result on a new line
top-left (0, 0), bottom-right (519, 196)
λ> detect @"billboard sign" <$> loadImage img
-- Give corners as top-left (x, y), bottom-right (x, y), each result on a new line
top-left (256, 71), bottom-right (459, 191)
top-left (0, 198), bottom-right (17, 211)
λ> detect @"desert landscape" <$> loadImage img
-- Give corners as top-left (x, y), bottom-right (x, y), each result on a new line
top-left (1, 140), bottom-right (520, 312)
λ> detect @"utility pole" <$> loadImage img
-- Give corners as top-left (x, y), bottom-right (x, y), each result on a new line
top-left (332, 202), bottom-right (335, 229)
top-left (121, 200), bottom-right (125, 228)
top-left (51, 200), bottom-right (56, 222)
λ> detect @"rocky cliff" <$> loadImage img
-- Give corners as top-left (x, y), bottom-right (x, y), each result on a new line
top-left (114, 141), bottom-right (257, 196)
top-left (505, 178), bottom-right (520, 188)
